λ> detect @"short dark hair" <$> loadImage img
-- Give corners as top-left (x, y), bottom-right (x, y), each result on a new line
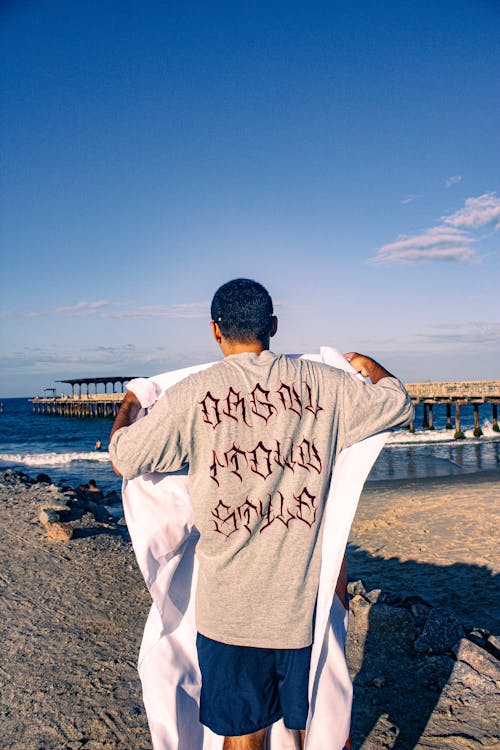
top-left (211, 278), bottom-right (274, 343)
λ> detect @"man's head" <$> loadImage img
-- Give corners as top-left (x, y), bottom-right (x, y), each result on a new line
top-left (210, 278), bottom-right (278, 354)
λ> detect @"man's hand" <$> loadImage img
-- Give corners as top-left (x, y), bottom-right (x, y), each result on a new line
top-left (109, 391), bottom-right (141, 475)
top-left (344, 352), bottom-right (395, 384)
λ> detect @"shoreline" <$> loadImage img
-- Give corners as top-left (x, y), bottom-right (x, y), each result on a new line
top-left (365, 465), bottom-right (500, 490)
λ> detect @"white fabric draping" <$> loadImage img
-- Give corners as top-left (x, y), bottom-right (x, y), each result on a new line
top-left (121, 347), bottom-right (388, 750)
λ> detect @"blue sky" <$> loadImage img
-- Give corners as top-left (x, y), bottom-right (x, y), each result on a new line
top-left (1, 0), bottom-right (499, 396)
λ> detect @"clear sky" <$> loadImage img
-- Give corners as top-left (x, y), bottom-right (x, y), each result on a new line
top-left (1, 0), bottom-right (499, 396)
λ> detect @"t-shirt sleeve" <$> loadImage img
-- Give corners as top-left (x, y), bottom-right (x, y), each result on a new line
top-left (339, 373), bottom-right (414, 450)
top-left (109, 386), bottom-right (191, 480)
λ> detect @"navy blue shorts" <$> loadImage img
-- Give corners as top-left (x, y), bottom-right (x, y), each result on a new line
top-left (196, 633), bottom-right (311, 736)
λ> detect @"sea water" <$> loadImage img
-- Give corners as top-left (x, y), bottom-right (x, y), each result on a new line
top-left (0, 398), bottom-right (499, 491)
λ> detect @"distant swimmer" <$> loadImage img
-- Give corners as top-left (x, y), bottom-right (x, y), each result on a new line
top-left (94, 439), bottom-right (102, 451)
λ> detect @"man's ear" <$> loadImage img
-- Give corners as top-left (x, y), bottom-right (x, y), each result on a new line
top-left (210, 320), bottom-right (223, 344)
top-left (270, 315), bottom-right (278, 338)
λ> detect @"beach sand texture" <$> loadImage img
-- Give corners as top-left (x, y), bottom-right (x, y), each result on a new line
top-left (0, 469), bottom-right (498, 749)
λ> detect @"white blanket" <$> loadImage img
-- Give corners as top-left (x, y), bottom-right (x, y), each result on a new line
top-left (121, 347), bottom-right (388, 750)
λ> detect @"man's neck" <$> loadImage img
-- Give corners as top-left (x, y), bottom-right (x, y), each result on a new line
top-left (221, 339), bottom-right (268, 357)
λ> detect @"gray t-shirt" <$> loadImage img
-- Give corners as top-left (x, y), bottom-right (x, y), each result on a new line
top-left (110, 351), bottom-right (412, 648)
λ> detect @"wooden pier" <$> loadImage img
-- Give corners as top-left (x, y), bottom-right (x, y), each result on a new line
top-left (30, 393), bottom-right (125, 418)
top-left (29, 376), bottom-right (500, 438)
top-left (29, 376), bottom-right (140, 418)
top-left (404, 380), bottom-right (500, 438)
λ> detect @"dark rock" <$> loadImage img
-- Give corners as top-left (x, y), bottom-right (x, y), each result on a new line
top-left (2, 469), bottom-right (33, 485)
top-left (104, 490), bottom-right (121, 504)
top-left (104, 504), bottom-right (124, 520)
top-left (487, 634), bottom-right (500, 658)
top-left (453, 638), bottom-right (500, 682)
top-left (407, 599), bottom-right (432, 626)
top-left (466, 627), bottom-right (490, 650)
top-left (117, 516), bottom-right (127, 526)
top-left (36, 473), bottom-right (52, 484)
top-left (376, 590), bottom-right (401, 605)
top-left (414, 606), bottom-right (464, 654)
top-left (347, 579), bottom-right (366, 597)
top-left (74, 497), bottom-right (108, 522)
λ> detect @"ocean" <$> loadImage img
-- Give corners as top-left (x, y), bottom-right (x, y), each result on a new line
top-left (0, 398), bottom-right (499, 492)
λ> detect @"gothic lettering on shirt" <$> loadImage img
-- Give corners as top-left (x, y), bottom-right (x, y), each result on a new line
top-left (250, 383), bottom-right (278, 423)
top-left (276, 381), bottom-right (303, 417)
top-left (295, 438), bottom-right (322, 475)
top-left (224, 443), bottom-right (248, 482)
top-left (222, 387), bottom-right (251, 426)
top-left (303, 381), bottom-right (324, 418)
top-left (274, 440), bottom-right (296, 473)
top-left (248, 441), bottom-right (273, 480)
top-left (209, 450), bottom-right (225, 487)
top-left (212, 499), bottom-right (238, 537)
top-left (293, 486), bottom-right (317, 526)
top-left (199, 391), bottom-right (221, 429)
top-left (204, 377), bottom-right (325, 537)
top-left (209, 438), bottom-right (321, 485)
top-left (211, 488), bottom-right (317, 537)
top-left (259, 491), bottom-right (294, 531)
top-left (198, 380), bottom-right (323, 429)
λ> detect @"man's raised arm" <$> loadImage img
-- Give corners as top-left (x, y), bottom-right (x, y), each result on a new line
top-left (344, 352), bottom-right (395, 384)
top-left (340, 351), bottom-right (414, 449)
top-left (110, 391), bottom-right (142, 475)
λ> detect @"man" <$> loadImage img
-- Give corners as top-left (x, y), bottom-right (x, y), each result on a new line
top-left (110, 278), bottom-right (413, 750)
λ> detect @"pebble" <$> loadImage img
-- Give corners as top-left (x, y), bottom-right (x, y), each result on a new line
top-left (44, 521), bottom-right (74, 541)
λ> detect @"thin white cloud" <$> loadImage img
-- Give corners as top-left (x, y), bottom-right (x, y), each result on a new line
top-left (1, 299), bottom-right (301, 320)
top-left (441, 192), bottom-right (500, 229)
top-left (444, 175), bottom-right (462, 188)
top-left (0, 300), bottom-right (211, 320)
top-left (371, 226), bottom-right (474, 265)
top-left (53, 300), bottom-right (110, 315)
top-left (400, 194), bottom-right (422, 205)
top-left (0, 343), bottom-right (218, 376)
top-left (416, 321), bottom-right (500, 349)
top-left (370, 192), bottom-right (499, 265)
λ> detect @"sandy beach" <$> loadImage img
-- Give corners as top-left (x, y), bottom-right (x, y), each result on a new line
top-left (0, 468), bottom-right (498, 750)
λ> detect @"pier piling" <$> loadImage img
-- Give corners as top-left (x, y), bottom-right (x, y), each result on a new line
top-left (454, 402), bottom-right (465, 440)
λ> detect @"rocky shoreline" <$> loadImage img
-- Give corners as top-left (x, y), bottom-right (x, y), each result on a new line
top-left (0, 469), bottom-right (498, 749)
top-left (347, 579), bottom-right (499, 749)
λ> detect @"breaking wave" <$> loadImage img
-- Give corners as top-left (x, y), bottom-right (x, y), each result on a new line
top-left (0, 451), bottom-right (110, 467)
top-left (386, 420), bottom-right (499, 447)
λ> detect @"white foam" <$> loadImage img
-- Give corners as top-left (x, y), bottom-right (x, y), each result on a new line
top-left (386, 420), bottom-right (500, 447)
top-left (0, 451), bottom-right (110, 467)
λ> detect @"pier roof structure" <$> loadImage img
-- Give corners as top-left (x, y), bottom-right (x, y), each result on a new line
top-left (56, 376), bottom-right (141, 396)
